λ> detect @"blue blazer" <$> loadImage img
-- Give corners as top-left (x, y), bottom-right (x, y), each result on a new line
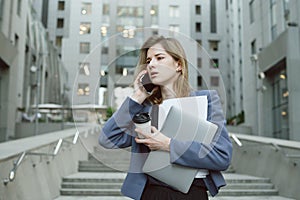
top-left (99, 90), bottom-right (232, 199)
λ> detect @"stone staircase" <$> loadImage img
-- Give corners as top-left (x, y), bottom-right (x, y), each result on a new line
top-left (54, 154), bottom-right (294, 200)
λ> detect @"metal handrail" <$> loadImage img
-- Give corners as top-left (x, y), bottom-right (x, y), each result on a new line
top-left (2, 130), bottom-right (81, 186)
top-left (230, 133), bottom-right (300, 159)
top-left (230, 134), bottom-right (243, 146)
top-left (270, 142), bottom-right (300, 158)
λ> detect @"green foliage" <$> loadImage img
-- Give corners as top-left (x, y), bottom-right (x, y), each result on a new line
top-left (227, 110), bottom-right (245, 125)
top-left (106, 107), bottom-right (116, 120)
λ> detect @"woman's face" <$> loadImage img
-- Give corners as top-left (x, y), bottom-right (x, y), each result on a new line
top-left (146, 43), bottom-right (181, 87)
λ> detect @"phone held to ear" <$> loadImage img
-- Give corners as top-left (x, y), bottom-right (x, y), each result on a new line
top-left (140, 73), bottom-right (156, 94)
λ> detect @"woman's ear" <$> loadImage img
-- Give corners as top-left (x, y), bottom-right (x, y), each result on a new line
top-left (176, 61), bottom-right (182, 72)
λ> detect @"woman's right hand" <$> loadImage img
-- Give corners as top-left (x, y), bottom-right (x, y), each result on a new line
top-left (131, 70), bottom-right (150, 104)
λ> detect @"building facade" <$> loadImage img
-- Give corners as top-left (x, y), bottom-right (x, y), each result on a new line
top-left (241, 0), bottom-right (300, 140)
top-left (58, 0), bottom-right (228, 112)
top-left (0, 0), bottom-right (68, 141)
top-left (225, 0), bottom-right (245, 122)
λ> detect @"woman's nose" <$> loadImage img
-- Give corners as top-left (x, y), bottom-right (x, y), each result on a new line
top-left (148, 59), bottom-right (156, 69)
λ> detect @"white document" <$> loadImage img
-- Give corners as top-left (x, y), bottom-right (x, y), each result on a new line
top-left (157, 95), bottom-right (208, 130)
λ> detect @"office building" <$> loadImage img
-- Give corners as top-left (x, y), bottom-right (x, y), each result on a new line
top-left (0, 0), bottom-right (67, 141)
top-left (58, 0), bottom-right (228, 112)
top-left (241, 0), bottom-right (300, 140)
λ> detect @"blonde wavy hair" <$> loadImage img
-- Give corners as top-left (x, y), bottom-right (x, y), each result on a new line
top-left (134, 35), bottom-right (191, 104)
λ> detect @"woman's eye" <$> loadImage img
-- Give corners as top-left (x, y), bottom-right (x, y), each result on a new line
top-left (157, 57), bottom-right (164, 60)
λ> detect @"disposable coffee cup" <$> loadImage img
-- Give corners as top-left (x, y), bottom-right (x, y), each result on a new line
top-left (132, 113), bottom-right (151, 139)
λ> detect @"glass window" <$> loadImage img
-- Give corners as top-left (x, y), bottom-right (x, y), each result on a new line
top-left (209, 40), bottom-right (219, 51)
top-left (150, 5), bottom-right (158, 27)
top-left (77, 83), bottom-right (90, 96)
top-left (58, 1), bottom-right (65, 10)
top-left (122, 26), bottom-right (136, 38)
top-left (197, 58), bottom-right (202, 68)
top-left (79, 22), bottom-right (91, 35)
top-left (249, 0), bottom-right (254, 23)
top-left (117, 6), bottom-right (126, 16)
top-left (283, 0), bottom-right (290, 21)
top-left (210, 76), bottom-right (219, 87)
top-left (272, 68), bottom-right (289, 139)
top-left (101, 46), bottom-right (108, 54)
top-left (251, 39), bottom-right (256, 54)
top-left (270, 0), bottom-right (277, 40)
top-left (101, 25), bottom-right (109, 37)
top-left (80, 42), bottom-right (90, 54)
top-left (79, 63), bottom-right (90, 76)
top-left (196, 22), bottom-right (201, 32)
top-left (210, 0), bottom-right (217, 33)
top-left (150, 5), bottom-right (158, 16)
top-left (196, 40), bottom-right (202, 46)
top-left (169, 5), bottom-right (179, 17)
top-left (103, 4), bottom-right (109, 15)
top-left (211, 59), bottom-right (219, 68)
top-left (81, 3), bottom-right (92, 15)
top-left (57, 18), bottom-right (64, 28)
top-left (17, 0), bottom-right (22, 16)
top-left (56, 36), bottom-right (62, 47)
top-left (117, 6), bottom-right (143, 17)
top-left (195, 5), bottom-right (201, 15)
top-left (197, 76), bottom-right (202, 87)
top-left (135, 7), bottom-right (143, 17)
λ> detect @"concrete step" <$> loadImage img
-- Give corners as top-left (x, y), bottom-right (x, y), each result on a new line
top-left (59, 172), bottom-right (281, 197)
top-left (224, 183), bottom-right (274, 190)
top-left (79, 160), bottom-right (129, 165)
top-left (218, 189), bottom-right (279, 196)
top-left (223, 173), bottom-right (271, 184)
top-left (78, 167), bottom-right (123, 172)
top-left (78, 165), bottom-right (128, 172)
top-left (62, 182), bottom-right (122, 189)
top-left (62, 172), bottom-right (126, 183)
top-left (60, 173), bottom-right (125, 196)
top-left (60, 188), bottom-right (122, 196)
top-left (57, 155), bottom-right (293, 199)
top-left (78, 160), bottom-right (129, 172)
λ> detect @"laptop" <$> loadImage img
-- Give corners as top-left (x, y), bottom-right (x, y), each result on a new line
top-left (142, 106), bottom-right (218, 193)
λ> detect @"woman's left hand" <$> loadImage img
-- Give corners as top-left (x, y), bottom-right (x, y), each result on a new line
top-left (135, 126), bottom-right (171, 151)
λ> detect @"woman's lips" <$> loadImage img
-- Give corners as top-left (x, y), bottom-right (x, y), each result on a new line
top-left (150, 72), bottom-right (158, 78)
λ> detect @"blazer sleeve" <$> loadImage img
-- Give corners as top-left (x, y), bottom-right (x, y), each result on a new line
top-left (169, 90), bottom-right (232, 171)
top-left (99, 97), bottom-right (150, 149)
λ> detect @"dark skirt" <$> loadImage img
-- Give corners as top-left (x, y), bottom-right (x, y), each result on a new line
top-left (141, 178), bottom-right (208, 200)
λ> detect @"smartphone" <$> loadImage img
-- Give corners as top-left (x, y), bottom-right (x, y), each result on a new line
top-left (140, 73), bottom-right (156, 94)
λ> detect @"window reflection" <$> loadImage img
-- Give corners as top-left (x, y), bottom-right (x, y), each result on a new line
top-left (80, 22), bottom-right (91, 35)
top-left (272, 68), bottom-right (289, 139)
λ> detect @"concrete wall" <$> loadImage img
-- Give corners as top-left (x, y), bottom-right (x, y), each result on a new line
top-left (0, 127), bottom-right (94, 200)
top-left (231, 133), bottom-right (300, 199)
top-left (15, 123), bottom-right (75, 139)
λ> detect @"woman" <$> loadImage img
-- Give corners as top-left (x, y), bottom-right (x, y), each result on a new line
top-left (99, 35), bottom-right (232, 200)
